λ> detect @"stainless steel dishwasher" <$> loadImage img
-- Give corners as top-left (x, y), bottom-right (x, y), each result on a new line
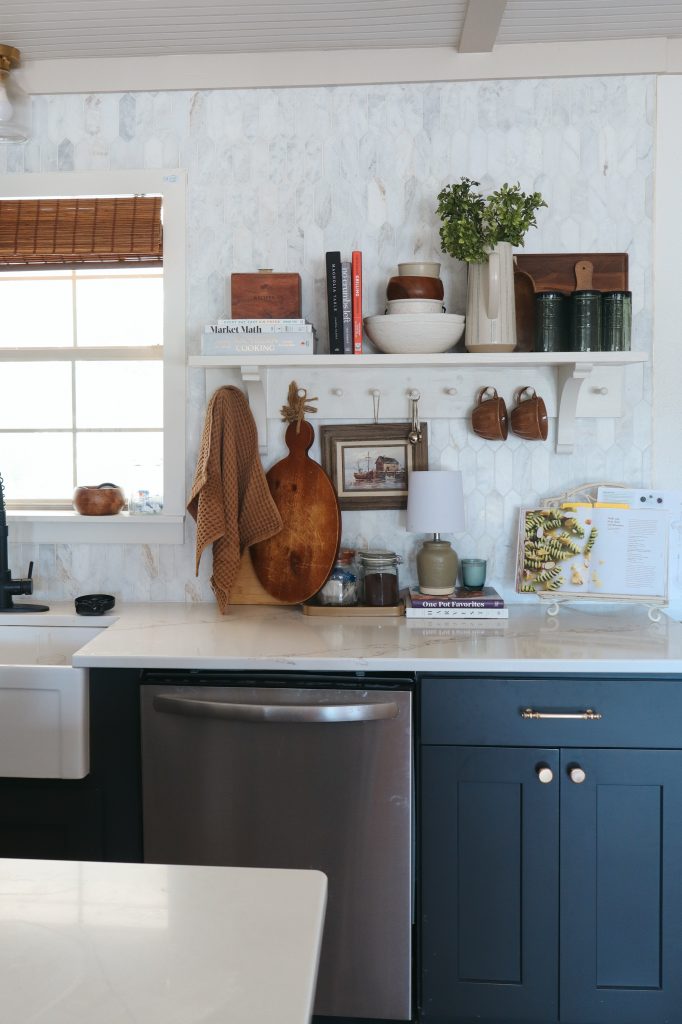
top-left (140, 672), bottom-right (413, 1021)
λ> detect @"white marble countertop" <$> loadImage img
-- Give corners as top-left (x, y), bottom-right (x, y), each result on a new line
top-left (0, 858), bottom-right (326, 1024)
top-left (13, 600), bottom-right (672, 675)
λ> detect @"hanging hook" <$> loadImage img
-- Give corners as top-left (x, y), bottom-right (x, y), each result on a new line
top-left (371, 389), bottom-right (381, 424)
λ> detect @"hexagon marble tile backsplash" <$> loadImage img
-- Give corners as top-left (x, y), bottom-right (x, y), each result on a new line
top-left (4, 74), bottom-right (653, 604)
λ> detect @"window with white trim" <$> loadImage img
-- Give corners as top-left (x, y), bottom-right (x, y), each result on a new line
top-left (0, 171), bottom-right (186, 543)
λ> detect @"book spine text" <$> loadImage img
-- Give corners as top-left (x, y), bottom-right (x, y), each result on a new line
top-left (341, 260), bottom-right (352, 354)
top-left (325, 251), bottom-right (345, 355)
top-left (352, 250), bottom-right (363, 355)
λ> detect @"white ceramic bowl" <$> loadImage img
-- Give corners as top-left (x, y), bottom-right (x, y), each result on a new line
top-left (364, 313), bottom-right (465, 354)
top-left (398, 261), bottom-right (441, 278)
top-left (386, 298), bottom-right (444, 315)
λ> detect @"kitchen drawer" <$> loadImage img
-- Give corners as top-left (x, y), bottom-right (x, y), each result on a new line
top-left (420, 675), bottom-right (682, 748)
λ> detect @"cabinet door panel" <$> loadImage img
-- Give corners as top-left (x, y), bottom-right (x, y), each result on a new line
top-left (0, 781), bottom-right (103, 861)
top-left (421, 746), bottom-right (559, 1023)
top-left (560, 749), bottom-right (682, 1024)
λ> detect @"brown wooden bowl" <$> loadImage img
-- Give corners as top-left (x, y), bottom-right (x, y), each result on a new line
top-left (386, 275), bottom-right (445, 301)
top-left (73, 483), bottom-right (126, 516)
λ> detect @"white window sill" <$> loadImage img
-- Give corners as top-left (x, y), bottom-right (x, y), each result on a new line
top-left (7, 511), bottom-right (185, 545)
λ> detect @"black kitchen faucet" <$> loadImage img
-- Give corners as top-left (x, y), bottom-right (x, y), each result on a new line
top-left (0, 472), bottom-right (49, 612)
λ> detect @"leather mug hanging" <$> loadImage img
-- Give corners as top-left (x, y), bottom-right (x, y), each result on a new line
top-left (510, 386), bottom-right (549, 441)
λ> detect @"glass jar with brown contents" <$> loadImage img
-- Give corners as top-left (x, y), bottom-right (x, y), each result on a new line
top-left (358, 550), bottom-right (401, 607)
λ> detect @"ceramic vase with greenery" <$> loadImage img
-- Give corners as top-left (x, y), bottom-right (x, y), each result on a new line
top-left (436, 178), bottom-right (547, 353)
top-left (436, 177), bottom-right (547, 265)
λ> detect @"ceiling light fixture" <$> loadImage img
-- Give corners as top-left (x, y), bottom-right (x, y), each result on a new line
top-left (0, 45), bottom-right (30, 143)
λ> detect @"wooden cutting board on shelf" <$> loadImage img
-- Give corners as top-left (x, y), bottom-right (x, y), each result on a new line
top-left (514, 252), bottom-right (629, 351)
top-left (514, 252), bottom-right (628, 292)
top-left (250, 420), bottom-right (341, 604)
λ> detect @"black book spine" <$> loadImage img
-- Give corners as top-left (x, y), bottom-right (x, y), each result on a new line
top-left (325, 251), bottom-right (345, 354)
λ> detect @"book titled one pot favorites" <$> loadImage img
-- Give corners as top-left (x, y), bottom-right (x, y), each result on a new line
top-left (408, 586), bottom-right (505, 609)
top-left (405, 587), bottom-right (509, 618)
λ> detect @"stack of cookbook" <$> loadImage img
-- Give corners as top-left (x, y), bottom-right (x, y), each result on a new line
top-left (405, 586), bottom-right (508, 619)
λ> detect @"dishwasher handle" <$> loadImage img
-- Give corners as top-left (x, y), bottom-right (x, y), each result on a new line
top-left (152, 692), bottom-right (400, 723)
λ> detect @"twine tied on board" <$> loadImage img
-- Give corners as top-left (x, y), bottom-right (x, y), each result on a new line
top-left (280, 380), bottom-right (318, 432)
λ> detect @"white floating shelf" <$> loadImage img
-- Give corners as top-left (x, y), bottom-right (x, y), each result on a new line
top-left (188, 352), bottom-right (647, 454)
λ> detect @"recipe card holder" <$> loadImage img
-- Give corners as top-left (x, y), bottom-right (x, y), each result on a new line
top-left (517, 482), bottom-right (669, 621)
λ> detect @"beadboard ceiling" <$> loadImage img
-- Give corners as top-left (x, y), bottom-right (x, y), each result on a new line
top-left (4, 0), bottom-right (682, 61)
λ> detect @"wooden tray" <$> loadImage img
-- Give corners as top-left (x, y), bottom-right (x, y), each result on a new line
top-left (302, 599), bottom-right (405, 617)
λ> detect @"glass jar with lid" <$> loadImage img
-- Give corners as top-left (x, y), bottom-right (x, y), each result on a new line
top-left (357, 550), bottom-right (402, 607)
top-left (316, 549), bottom-right (359, 606)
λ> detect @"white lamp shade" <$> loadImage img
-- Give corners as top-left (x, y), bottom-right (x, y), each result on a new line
top-left (406, 470), bottom-right (465, 535)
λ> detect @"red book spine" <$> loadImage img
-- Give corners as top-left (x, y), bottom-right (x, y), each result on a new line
top-left (351, 250), bottom-right (363, 355)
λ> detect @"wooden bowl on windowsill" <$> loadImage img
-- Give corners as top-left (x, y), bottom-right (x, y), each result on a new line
top-left (73, 483), bottom-right (126, 516)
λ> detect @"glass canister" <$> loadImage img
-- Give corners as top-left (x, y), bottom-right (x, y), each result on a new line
top-left (601, 290), bottom-right (632, 351)
top-left (569, 289), bottom-right (602, 352)
top-left (358, 550), bottom-right (401, 607)
top-left (535, 291), bottom-right (568, 352)
top-left (316, 549), bottom-right (359, 606)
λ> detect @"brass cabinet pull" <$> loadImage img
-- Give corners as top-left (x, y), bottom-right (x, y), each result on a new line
top-left (521, 707), bottom-right (602, 721)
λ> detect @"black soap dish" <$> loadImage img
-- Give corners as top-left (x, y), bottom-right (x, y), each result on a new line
top-left (75, 593), bottom-right (116, 616)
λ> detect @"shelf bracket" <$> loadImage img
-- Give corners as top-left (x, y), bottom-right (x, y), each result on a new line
top-left (240, 364), bottom-right (268, 453)
top-left (556, 361), bottom-right (594, 454)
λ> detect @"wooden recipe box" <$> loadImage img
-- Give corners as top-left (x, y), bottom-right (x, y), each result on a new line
top-left (231, 272), bottom-right (302, 319)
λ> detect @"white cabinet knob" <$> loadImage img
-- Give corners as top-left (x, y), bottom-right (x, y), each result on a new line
top-left (536, 765), bottom-right (554, 784)
top-left (569, 766), bottom-right (587, 784)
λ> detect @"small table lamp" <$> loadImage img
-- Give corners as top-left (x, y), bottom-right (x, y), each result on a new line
top-left (406, 470), bottom-right (465, 595)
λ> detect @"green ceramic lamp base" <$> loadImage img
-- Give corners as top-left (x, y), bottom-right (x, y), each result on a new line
top-left (416, 538), bottom-right (458, 596)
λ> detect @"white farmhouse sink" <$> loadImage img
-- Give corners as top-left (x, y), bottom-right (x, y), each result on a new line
top-left (0, 624), bottom-right (103, 780)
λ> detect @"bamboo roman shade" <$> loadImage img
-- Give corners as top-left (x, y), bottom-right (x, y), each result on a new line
top-left (0, 196), bottom-right (163, 267)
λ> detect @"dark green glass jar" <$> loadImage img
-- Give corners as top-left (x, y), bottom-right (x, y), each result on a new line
top-left (535, 291), bottom-right (568, 352)
top-left (570, 289), bottom-right (602, 352)
top-left (601, 291), bottom-right (632, 351)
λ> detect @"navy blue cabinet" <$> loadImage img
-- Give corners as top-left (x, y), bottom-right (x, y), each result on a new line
top-left (420, 676), bottom-right (682, 1024)
top-left (559, 748), bottom-right (682, 1024)
top-left (421, 745), bottom-right (559, 1022)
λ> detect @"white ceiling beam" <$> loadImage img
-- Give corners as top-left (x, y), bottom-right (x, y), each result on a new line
top-left (458, 0), bottom-right (507, 53)
top-left (16, 38), bottom-right (675, 95)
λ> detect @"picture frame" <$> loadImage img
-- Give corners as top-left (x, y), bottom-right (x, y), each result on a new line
top-left (320, 422), bottom-right (428, 511)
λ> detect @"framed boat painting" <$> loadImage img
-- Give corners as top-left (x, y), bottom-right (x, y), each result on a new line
top-left (320, 422), bottom-right (428, 510)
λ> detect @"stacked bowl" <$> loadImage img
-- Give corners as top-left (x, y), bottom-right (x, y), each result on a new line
top-left (364, 261), bottom-right (465, 354)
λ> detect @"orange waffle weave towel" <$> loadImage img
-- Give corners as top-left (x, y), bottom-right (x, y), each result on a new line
top-left (187, 386), bottom-right (282, 612)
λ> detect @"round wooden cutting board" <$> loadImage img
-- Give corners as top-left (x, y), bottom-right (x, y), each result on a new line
top-left (250, 420), bottom-right (341, 603)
